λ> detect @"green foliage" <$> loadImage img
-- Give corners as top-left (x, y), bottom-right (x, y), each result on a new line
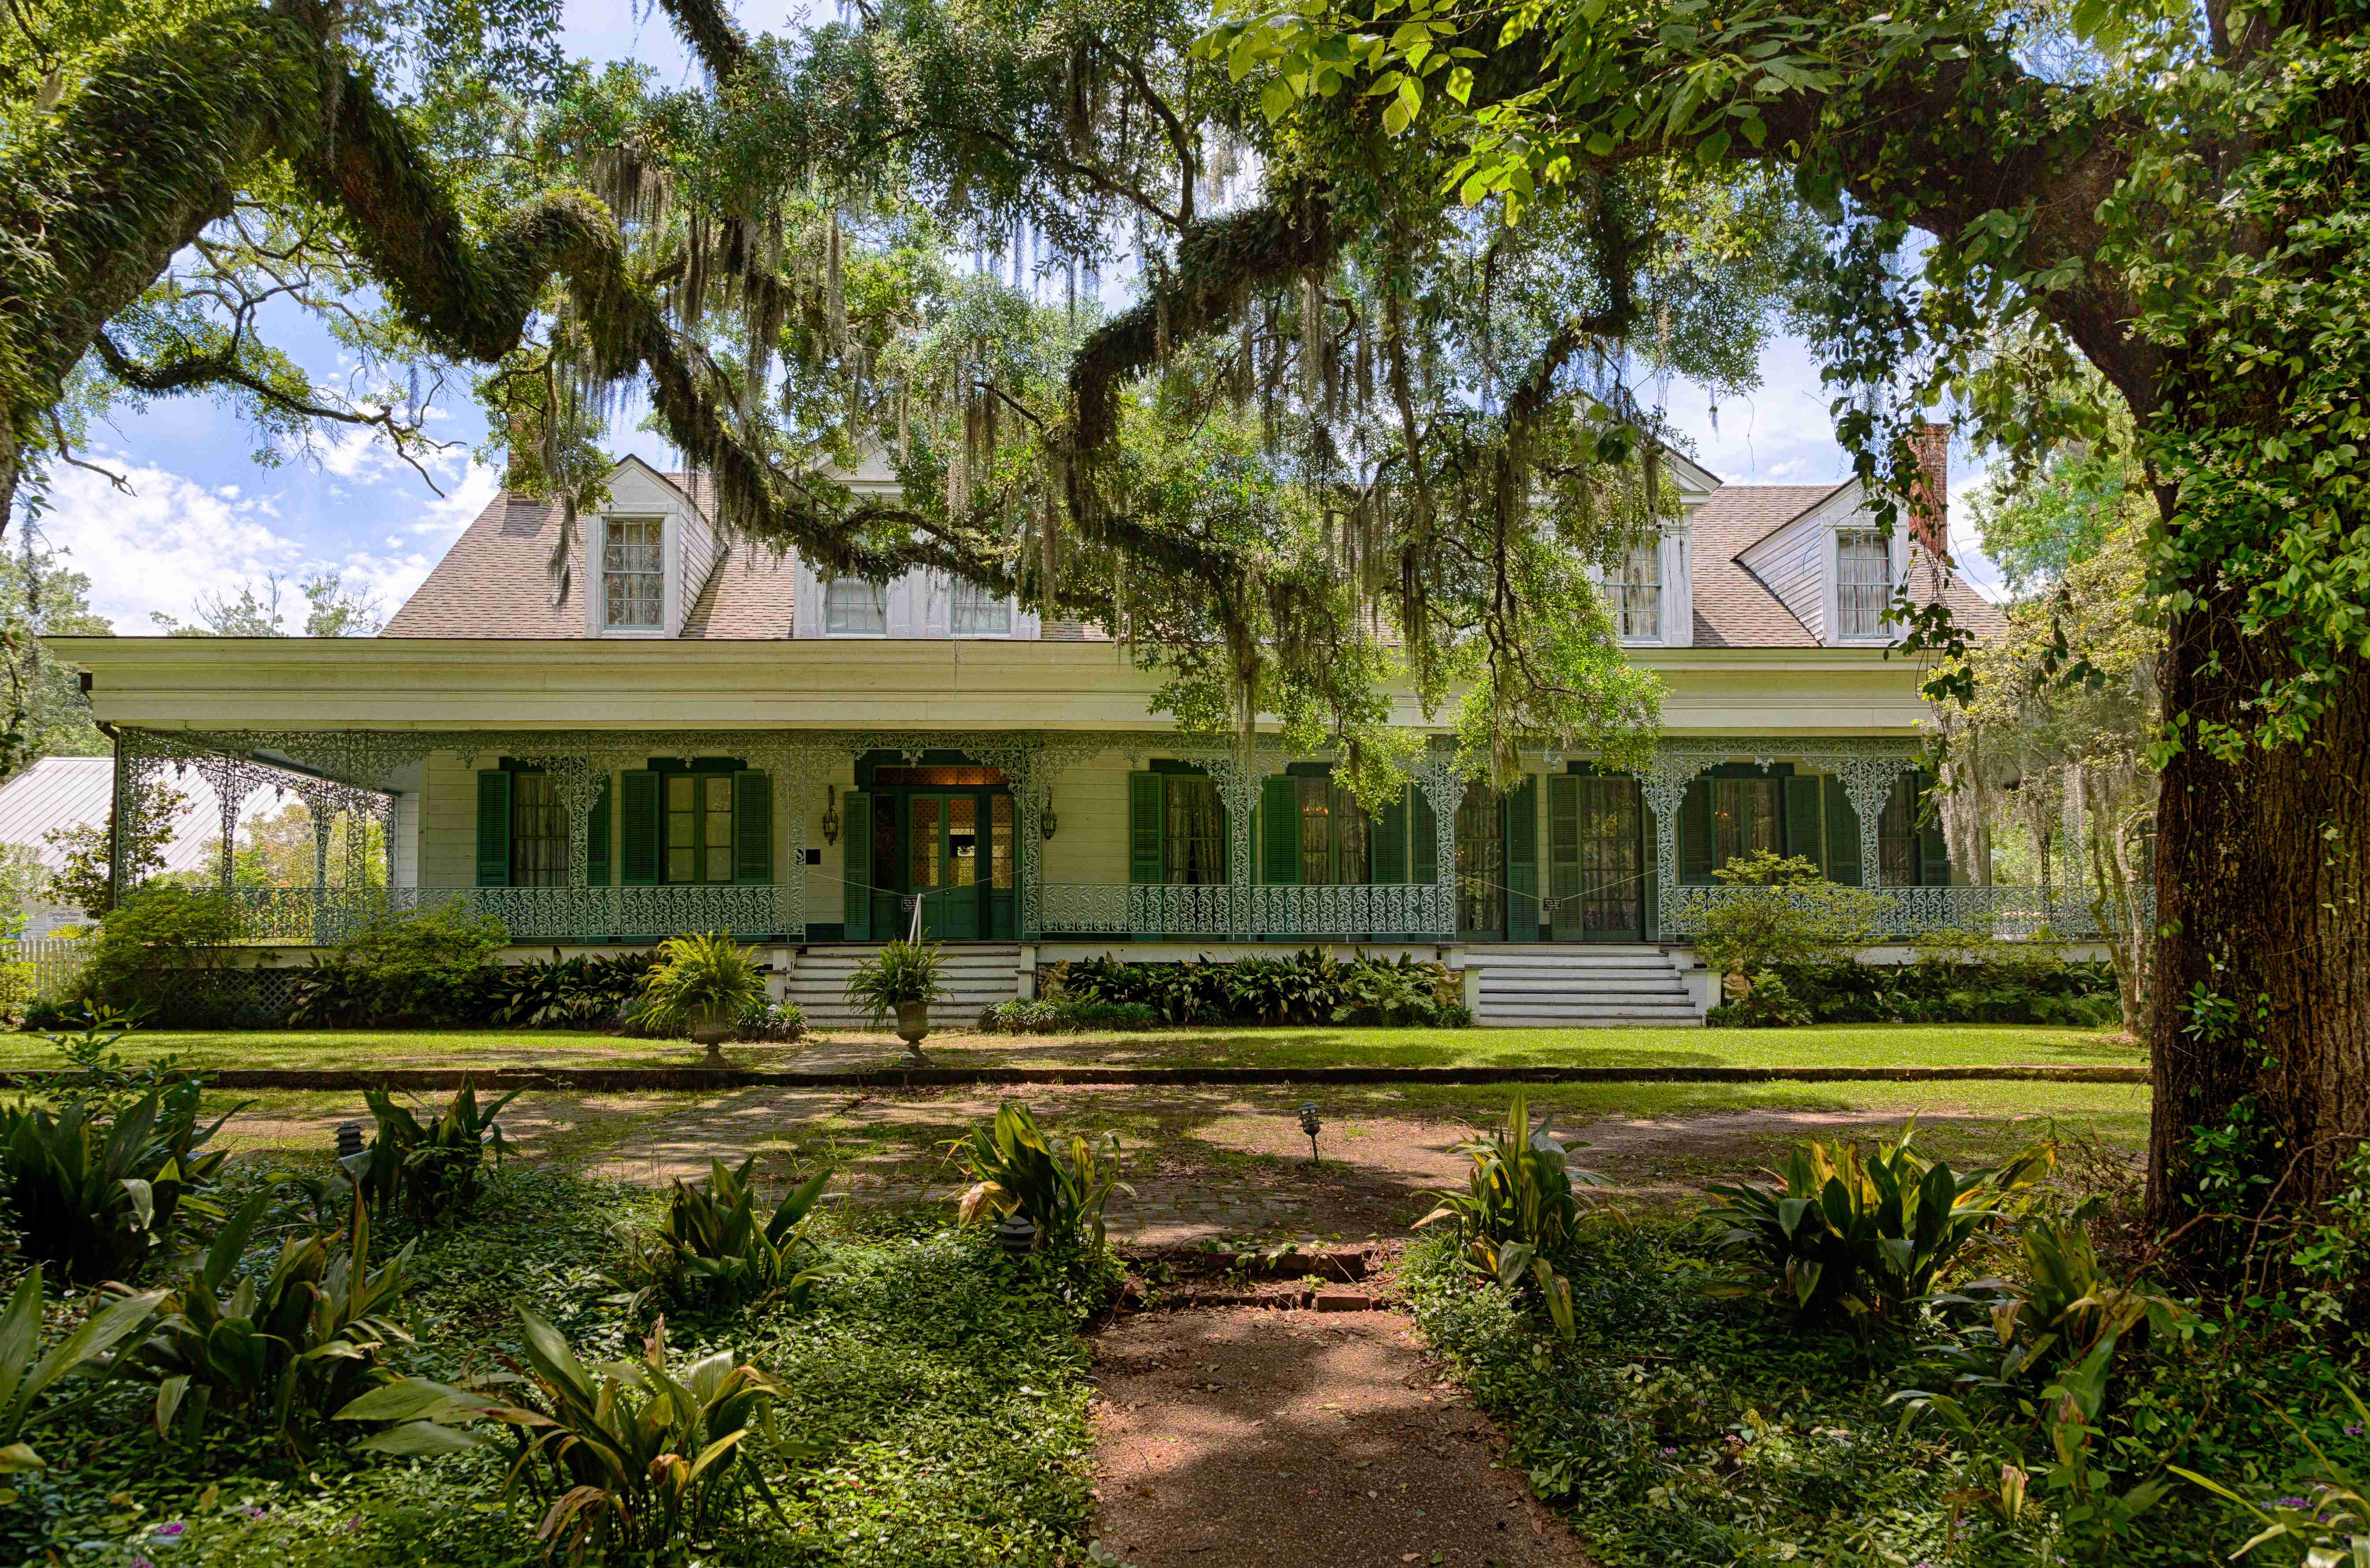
top-left (290, 904), bottom-right (509, 1028)
top-left (1415, 1091), bottom-right (1611, 1340)
top-left (41, 1005), bottom-right (189, 1115)
top-left (1053, 948), bottom-right (1464, 1027)
top-left (0, 1268), bottom-right (163, 1495)
top-left (2176, 1384), bottom-right (2370, 1568)
top-left (634, 930), bottom-right (769, 1032)
top-left (0, 1081), bottom-right (236, 1283)
top-left (338, 1310), bottom-right (799, 1562)
top-left (842, 938), bottom-right (945, 1024)
top-left (1701, 1120), bottom-right (2055, 1318)
top-left (953, 1101), bottom-right (1129, 1254)
top-left (76, 884), bottom-right (242, 1015)
top-left (1691, 853), bottom-right (1887, 981)
top-left (122, 1187), bottom-right (415, 1444)
top-left (608, 1157), bottom-right (835, 1313)
top-left (490, 950), bottom-right (656, 1028)
top-left (346, 1079), bottom-right (522, 1226)
top-left (976, 996), bottom-right (1160, 1034)
top-left (1708, 957), bottom-right (2123, 1029)
top-left (43, 776), bottom-right (186, 922)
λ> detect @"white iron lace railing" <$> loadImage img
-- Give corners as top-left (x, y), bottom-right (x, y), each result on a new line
top-left (227, 886), bottom-right (792, 945)
top-left (1035, 882), bottom-right (1455, 938)
top-left (1657, 882), bottom-right (2152, 942)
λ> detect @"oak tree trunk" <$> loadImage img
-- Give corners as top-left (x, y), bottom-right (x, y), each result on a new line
top-left (2145, 587), bottom-right (2370, 1249)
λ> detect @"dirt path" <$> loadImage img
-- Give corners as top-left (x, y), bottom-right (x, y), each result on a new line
top-left (1090, 1305), bottom-right (1586, 1568)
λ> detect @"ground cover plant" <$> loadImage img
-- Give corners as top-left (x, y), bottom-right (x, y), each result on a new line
top-left (1053, 949), bottom-right (1468, 1027)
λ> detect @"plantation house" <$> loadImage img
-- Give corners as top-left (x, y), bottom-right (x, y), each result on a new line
top-left (57, 437), bottom-right (2072, 1023)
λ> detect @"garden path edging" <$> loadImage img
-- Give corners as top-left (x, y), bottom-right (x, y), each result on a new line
top-left (0, 1063), bottom-right (2151, 1091)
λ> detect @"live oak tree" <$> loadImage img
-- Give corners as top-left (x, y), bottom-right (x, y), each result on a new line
top-left (1216, 0), bottom-right (2370, 1243)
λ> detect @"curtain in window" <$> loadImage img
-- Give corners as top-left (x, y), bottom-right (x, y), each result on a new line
top-left (951, 580), bottom-right (1013, 635)
top-left (824, 577), bottom-right (887, 634)
top-left (1163, 777), bottom-right (1227, 884)
top-left (603, 519), bottom-right (663, 628)
top-left (1610, 542), bottom-right (1662, 639)
top-left (1879, 775), bottom-right (1919, 886)
top-left (512, 772), bottom-right (570, 886)
top-left (1837, 530), bottom-right (1892, 638)
top-left (1711, 778), bottom-right (1780, 870)
top-left (664, 773), bottom-right (736, 884)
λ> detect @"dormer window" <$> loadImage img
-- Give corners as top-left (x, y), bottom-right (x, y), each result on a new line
top-left (824, 576), bottom-right (887, 636)
top-left (951, 580), bottom-right (1014, 637)
top-left (1608, 543), bottom-right (1662, 641)
top-left (1836, 528), bottom-right (1893, 639)
top-left (602, 517), bottom-right (664, 630)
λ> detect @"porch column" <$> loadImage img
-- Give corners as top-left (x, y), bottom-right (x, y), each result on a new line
top-left (341, 803), bottom-right (366, 893)
top-left (1199, 752), bottom-right (1264, 941)
top-left (1411, 751), bottom-right (1468, 939)
top-left (1830, 756), bottom-right (1900, 889)
top-left (544, 756), bottom-right (615, 943)
top-left (107, 742), bottom-right (135, 911)
top-left (1639, 750), bottom-right (1705, 941)
top-left (194, 754), bottom-right (247, 898)
top-left (292, 780), bottom-right (339, 945)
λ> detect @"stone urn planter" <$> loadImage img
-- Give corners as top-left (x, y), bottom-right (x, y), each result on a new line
top-left (894, 999), bottom-right (931, 1055)
top-left (688, 1003), bottom-right (734, 1067)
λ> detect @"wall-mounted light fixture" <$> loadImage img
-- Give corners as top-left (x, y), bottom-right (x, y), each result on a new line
top-left (821, 783), bottom-right (841, 846)
top-left (1039, 791), bottom-right (1058, 841)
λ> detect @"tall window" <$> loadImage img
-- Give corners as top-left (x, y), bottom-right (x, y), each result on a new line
top-left (1837, 529), bottom-right (1893, 638)
top-left (1879, 772), bottom-right (1921, 886)
top-left (1608, 542), bottom-right (1662, 640)
top-left (824, 577), bottom-right (887, 635)
top-left (603, 518), bottom-right (663, 629)
top-left (1163, 776), bottom-right (1228, 884)
top-left (665, 773), bottom-right (735, 884)
top-left (951, 580), bottom-right (1014, 636)
top-left (1712, 778), bottom-right (1781, 869)
top-left (1294, 777), bottom-right (1371, 884)
top-left (512, 772), bottom-right (569, 886)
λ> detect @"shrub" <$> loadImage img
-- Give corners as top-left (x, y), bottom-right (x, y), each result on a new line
top-left (635, 930), bottom-right (769, 1033)
top-left (492, 950), bottom-right (657, 1027)
top-left (0, 1269), bottom-right (166, 1496)
top-left (0, 1082), bottom-right (238, 1283)
top-left (733, 995), bottom-right (806, 1041)
top-left (953, 1100), bottom-right (1128, 1253)
top-left (338, 1311), bottom-right (798, 1562)
top-left (41, 1006), bottom-right (189, 1116)
top-left (1701, 1119), bottom-right (2055, 1318)
top-left (290, 903), bottom-right (508, 1027)
top-left (1729, 956), bottom-right (2123, 1027)
top-left (1332, 952), bottom-right (1454, 1024)
top-left (345, 1079), bottom-right (522, 1225)
top-left (843, 938), bottom-right (945, 1024)
top-left (1051, 947), bottom-right (1464, 1027)
top-left (1692, 852), bottom-right (1887, 985)
top-left (122, 1187), bottom-right (415, 1443)
top-left (976, 996), bottom-right (1159, 1034)
top-left (609, 1157), bottom-right (835, 1312)
top-left (1416, 1092), bottom-right (1612, 1340)
top-left (76, 885), bottom-right (244, 1015)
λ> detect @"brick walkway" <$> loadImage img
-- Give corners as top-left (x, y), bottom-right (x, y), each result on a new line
top-left (854, 1175), bottom-right (1309, 1246)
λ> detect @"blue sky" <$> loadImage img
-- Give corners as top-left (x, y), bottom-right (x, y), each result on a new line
top-left (36, 0), bottom-right (2005, 634)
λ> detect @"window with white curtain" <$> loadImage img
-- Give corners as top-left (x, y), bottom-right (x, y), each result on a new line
top-left (602, 518), bottom-right (664, 629)
top-left (951, 579), bottom-right (1014, 636)
top-left (1607, 542), bottom-right (1662, 640)
top-left (1836, 529), bottom-right (1894, 638)
top-left (823, 577), bottom-right (887, 635)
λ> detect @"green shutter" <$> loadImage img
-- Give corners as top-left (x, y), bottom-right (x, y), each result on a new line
top-left (1823, 777), bottom-right (1862, 887)
top-left (1260, 775), bottom-right (1300, 885)
top-left (1128, 772), bottom-right (1165, 884)
top-left (1411, 789), bottom-right (1437, 884)
top-left (1506, 775), bottom-right (1540, 941)
top-left (1678, 778), bottom-right (1714, 885)
top-left (1914, 768), bottom-right (1951, 887)
top-left (1374, 789), bottom-right (1409, 884)
top-left (1547, 774), bottom-right (1579, 935)
top-left (842, 793), bottom-right (872, 938)
top-left (733, 771), bottom-right (772, 885)
top-left (619, 770), bottom-right (660, 886)
top-left (586, 776), bottom-right (612, 886)
top-left (1784, 775), bottom-right (1825, 875)
top-left (475, 770), bottom-right (511, 887)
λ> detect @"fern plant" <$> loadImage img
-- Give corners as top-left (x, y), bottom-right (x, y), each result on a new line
top-left (635, 931), bottom-right (768, 1034)
top-left (843, 939), bottom-right (944, 1023)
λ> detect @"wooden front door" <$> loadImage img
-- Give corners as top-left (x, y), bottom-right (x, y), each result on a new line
top-left (907, 793), bottom-right (983, 940)
top-left (1455, 782), bottom-right (1505, 940)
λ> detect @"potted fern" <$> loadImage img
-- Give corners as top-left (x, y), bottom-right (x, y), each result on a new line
top-left (844, 939), bottom-right (946, 1058)
top-left (637, 932), bottom-right (770, 1066)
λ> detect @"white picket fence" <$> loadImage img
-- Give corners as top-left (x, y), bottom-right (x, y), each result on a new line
top-left (11, 936), bottom-right (85, 1001)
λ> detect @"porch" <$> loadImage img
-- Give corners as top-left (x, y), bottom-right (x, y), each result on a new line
top-left (111, 726), bottom-right (2130, 948)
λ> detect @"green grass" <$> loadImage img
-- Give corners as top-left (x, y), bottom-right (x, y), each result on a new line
top-left (0, 1020), bottom-right (2144, 1075)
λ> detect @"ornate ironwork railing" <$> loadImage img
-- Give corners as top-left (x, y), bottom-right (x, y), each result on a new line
top-left (226, 886), bottom-right (797, 946)
top-left (1034, 882), bottom-right (1455, 938)
top-left (1657, 882), bottom-right (2150, 942)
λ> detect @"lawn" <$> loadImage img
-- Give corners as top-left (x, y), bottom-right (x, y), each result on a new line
top-left (0, 1020), bottom-right (2145, 1075)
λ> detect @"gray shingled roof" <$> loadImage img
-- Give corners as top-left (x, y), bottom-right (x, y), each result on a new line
top-left (386, 472), bottom-right (2004, 645)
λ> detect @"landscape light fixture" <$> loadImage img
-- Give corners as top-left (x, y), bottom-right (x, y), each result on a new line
top-left (1297, 1102), bottom-right (1324, 1166)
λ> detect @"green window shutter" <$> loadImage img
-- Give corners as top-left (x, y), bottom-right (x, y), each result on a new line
top-left (619, 770), bottom-right (660, 886)
top-left (1128, 772), bottom-right (1165, 884)
top-left (1678, 778), bottom-right (1714, 885)
top-left (1783, 775), bottom-right (1825, 875)
top-left (1547, 774), bottom-right (1579, 930)
top-left (1822, 777), bottom-right (1862, 887)
top-left (733, 771), bottom-right (772, 885)
top-left (475, 770), bottom-right (512, 887)
top-left (1411, 789), bottom-right (1438, 884)
top-left (1260, 775), bottom-right (1300, 885)
top-left (585, 776), bottom-right (612, 887)
top-left (842, 793), bottom-right (872, 938)
top-left (1506, 775), bottom-right (1540, 941)
top-left (1373, 789), bottom-right (1409, 884)
top-left (1914, 768), bottom-right (1951, 887)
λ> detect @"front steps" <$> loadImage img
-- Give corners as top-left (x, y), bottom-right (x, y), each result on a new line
top-left (780, 943), bottom-right (1024, 1029)
top-left (1463, 945), bottom-right (1705, 1027)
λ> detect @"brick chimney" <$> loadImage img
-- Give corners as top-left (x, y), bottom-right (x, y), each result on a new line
top-left (1906, 422), bottom-right (1951, 561)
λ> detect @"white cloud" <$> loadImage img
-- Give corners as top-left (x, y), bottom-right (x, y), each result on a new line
top-left (39, 460), bottom-right (308, 631)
